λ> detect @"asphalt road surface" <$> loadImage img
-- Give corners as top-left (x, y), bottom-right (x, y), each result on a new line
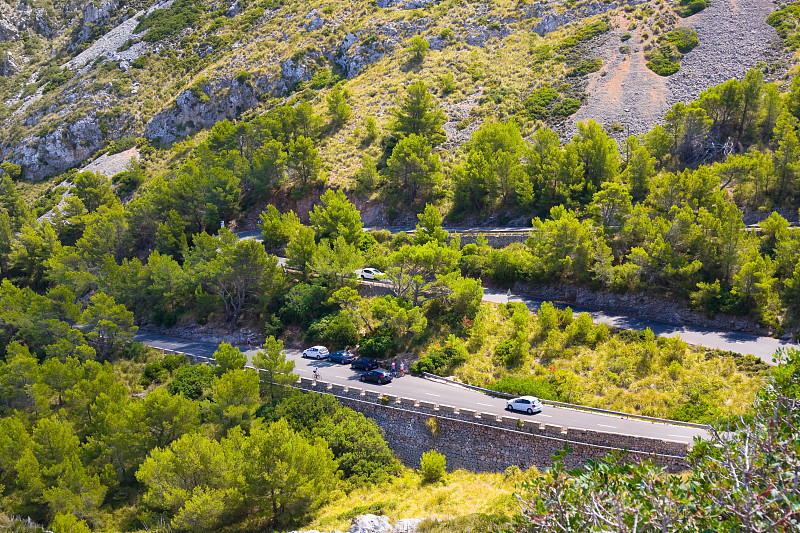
top-left (237, 230), bottom-right (796, 363)
top-left (482, 288), bottom-right (796, 365)
top-left (135, 332), bottom-right (709, 444)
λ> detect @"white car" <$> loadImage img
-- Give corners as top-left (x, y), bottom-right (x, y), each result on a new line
top-left (506, 396), bottom-right (543, 414)
top-left (302, 346), bottom-right (329, 359)
top-left (356, 267), bottom-right (384, 280)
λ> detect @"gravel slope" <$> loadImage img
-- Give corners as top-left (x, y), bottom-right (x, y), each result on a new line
top-left (566, 0), bottom-right (786, 141)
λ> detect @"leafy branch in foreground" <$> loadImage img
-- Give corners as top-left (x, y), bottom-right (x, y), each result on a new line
top-left (512, 347), bottom-right (800, 533)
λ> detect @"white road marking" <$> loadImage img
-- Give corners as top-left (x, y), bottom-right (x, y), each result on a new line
top-left (477, 402), bottom-right (493, 407)
top-left (669, 434), bottom-right (690, 439)
top-left (597, 424), bottom-right (617, 429)
top-left (425, 393), bottom-right (440, 397)
top-left (539, 414), bottom-right (552, 417)
top-left (335, 375), bottom-right (347, 379)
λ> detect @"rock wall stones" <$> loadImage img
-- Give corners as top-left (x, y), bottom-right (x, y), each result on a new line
top-left (296, 380), bottom-right (690, 473)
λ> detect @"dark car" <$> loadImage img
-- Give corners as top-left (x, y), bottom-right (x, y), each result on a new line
top-left (350, 357), bottom-right (378, 371)
top-left (329, 350), bottom-right (356, 364)
top-left (359, 368), bottom-right (393, 385)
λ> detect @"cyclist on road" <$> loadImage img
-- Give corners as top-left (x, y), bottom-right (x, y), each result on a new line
top-left (313, 367), bottom-right (319, 380)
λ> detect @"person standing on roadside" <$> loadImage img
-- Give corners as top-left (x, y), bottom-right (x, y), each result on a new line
top-left (399, 361), bottom-right (404, 377)
top-left (247, 339), bottom-right (251, 350)
top-left (391, 361), bottom-right (396, 377)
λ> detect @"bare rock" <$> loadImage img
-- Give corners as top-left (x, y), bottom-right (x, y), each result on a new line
top-left (0, 17), bottom-right (19, 41)
top-left (83, 0), bottom-right (118, 25)
top-left (348, 515), bottom-right (393, 533)
top-left (32, 8), bottom-right (55, 38)
top-left (10, 117), bottom-right (105, 180)
top-left (0, 51), bottom-right (19, 77)
top-left (393, 518), bottom-right (423, 532)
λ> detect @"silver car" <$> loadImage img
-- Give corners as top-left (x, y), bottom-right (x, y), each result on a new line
top-left (506, 396), bottom-right (543, 414)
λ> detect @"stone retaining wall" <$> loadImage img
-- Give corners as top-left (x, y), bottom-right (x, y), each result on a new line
top-left (298, 379), bottom-right (689, 473)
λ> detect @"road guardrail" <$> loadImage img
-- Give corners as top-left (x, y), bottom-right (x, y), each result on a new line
top-left (420, 372), bottom-right (712, 430)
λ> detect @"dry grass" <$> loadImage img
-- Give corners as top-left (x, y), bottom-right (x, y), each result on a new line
top-left (305, 466), bottom-right (526, 532)
top-left (450, 302), bottom-right (766, 421)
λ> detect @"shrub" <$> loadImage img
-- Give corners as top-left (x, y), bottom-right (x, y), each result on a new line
top-left (108, 135), bottom-right (139, 154)
top-left (134, 0), bottom-right (202, 42)
top-left (141, 361), bottom-right (168, 387)
top-left (621, 32), bottom-right (632, 41)
top-left (281, 284), bottom-right (330, 326)
top-left (438, 72), bottom-right (456, 95)
top-left (411, 336), bottom-right (468, 375)
top-left (359, 334), bottom-right (397, 359)
top-left (524, 86), bottom-right (560, 119)
top-left (646, 44), bottom-right (681, 76)
top-left (488, 375), bottom-right (561, 401)
top-left (405, 35), bottom-right (430, 62)
top-left (567, 57), bottom-right (602, 77)
top-left (560, 20), bottom-right (609, 49)
top-left (552, 98), bottom-right (582, 116)
top-left (168, 363), bottom-right (215, 399)
top-left (235, 69), bottom-right (254, 86)
top-left (675, 0), bottom-right (706, 17)
top-left (619, 45), bottom-right (632, 54)
top-left (309, 68), bottom-right (341, 89)
top-left (420, 450), bottom-right (446, 482)
top-left (305, 312), bottom-right (360, 349)
top-left (662, 28), bottom-right (699, 53)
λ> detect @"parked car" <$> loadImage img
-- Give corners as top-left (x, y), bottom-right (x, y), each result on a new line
top-left (302, 346), bottom-right (329, 359)
top-left (350, 357), bottom-right (378, 371)
top-left (360, 368), bottom-right (393, 384)
top-left (356, 267), bottom-right (384, 280)
top-left (505, 396), bottom-right (543, 414)
top-left (329, 350), bottom-right (356, 364)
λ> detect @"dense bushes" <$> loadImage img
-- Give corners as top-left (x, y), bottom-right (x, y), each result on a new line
top-left (646, 29), bottom-right (698, 76)
top-left (768, 3), bottom-right (800, 49)
top-left (674, 0), bottom-right (706, 17)
top-left (134, 0), bottom-right (203, 42)
top-left (411, 335), bottom-right (468, 375)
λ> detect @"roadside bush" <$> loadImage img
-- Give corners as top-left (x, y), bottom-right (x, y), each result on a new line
top-left (420, 450), bottom-right (446, 482)
top-left (168, 363), bottom-right (215, 399)
top-left (141, 361), bottom-right (168, 387)
top-left (411, 335), bottom-right (468, 375)
top-left (488, 375), bottom-right (561, 401)
top-left (305, 312), bottom-right (360, 349)
top-left (359, 334), bottom-right (398, 359)
top-left (281, 284), bottom-right (330, 326)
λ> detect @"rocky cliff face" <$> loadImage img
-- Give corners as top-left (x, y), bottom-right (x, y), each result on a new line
top-left (0, 0), bottom-right (785, 181)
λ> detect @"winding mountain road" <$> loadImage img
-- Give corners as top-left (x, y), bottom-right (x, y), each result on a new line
top-left (238, 229), bottom-right (797, 363)
top-left (134, 331), bottom-right (710, 445)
